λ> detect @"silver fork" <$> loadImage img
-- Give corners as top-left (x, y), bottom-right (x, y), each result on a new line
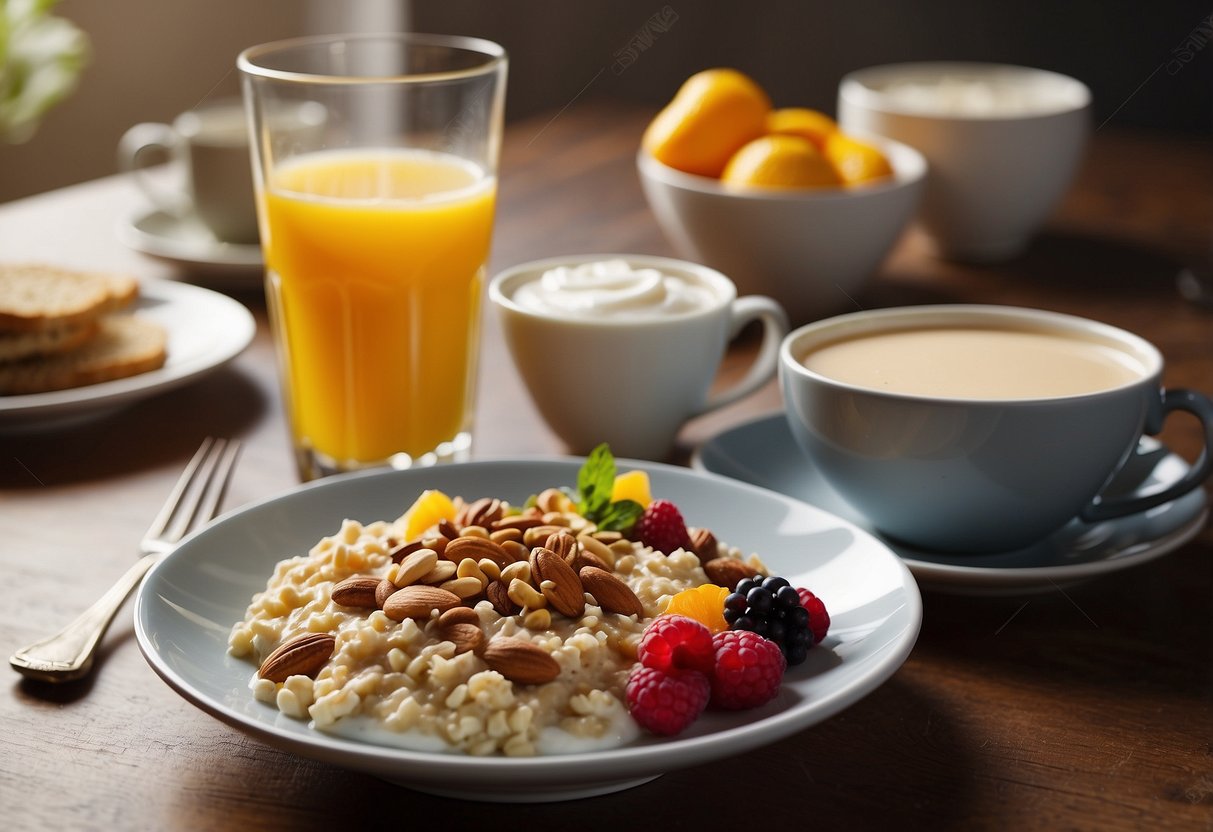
top-left (9, 437), bottom-right (241, 683)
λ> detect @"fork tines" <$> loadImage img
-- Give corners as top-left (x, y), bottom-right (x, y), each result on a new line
top-left (143, 437), bottom-right (241, 551)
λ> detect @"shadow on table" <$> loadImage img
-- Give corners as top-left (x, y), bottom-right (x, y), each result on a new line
top-left (0, 364), bottom-right (267, 489)
top-left (867, 227), bottom-right (1198, 310)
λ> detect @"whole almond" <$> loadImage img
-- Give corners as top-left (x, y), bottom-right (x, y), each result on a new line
top-left (388, 537), bottom-right (427, 563)
top-left (524, 524), bottom-right (568, 548)
top-left (459, 497), bottom-right (504, 529)
top-left (486, 580), bottom-right (518, 616)
top-left (382, 585), bottom-right (462, 621)
top-left (375, 577), bottom-right (397, 608)
top-left (482, 637), bottom-right (560, 685)
top-left (570, 548), bottom-right (609, 573)
top-left (437, 518), bottom-right (460, 540)
top-left (491, 514), bottom-right (544, 533)
top-left (688, 527), bottom-right (719, 561)
top-left (545, 531), bottom-right (578, 562)
top-left (500, 540), bottom-right (529, 563)
top-left (330, 575), bottom-right (381, 608)
top-left (258, 632), bottom-right (335, 683)
top-left (445, 536), bottom-right (512, 568)
top-left (578, 566), bottom-right (645, 618)
top-left (703, 557), bottom-right (758, 591)
top-left (441, 622), bottom-right (485, 655)
top-left (438, 606), bottom-right (480, 627)
top-left (530, 547), bottom-right (585, 618)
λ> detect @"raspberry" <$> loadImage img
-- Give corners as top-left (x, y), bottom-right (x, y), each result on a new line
top-left (709, 630), bottom-right (786, 710)
top-left (636, 499), bottom-right (691, 554)
top-left (796, 587), bottom-right (831, 643)
top-left (626, 665), bottom-right (711, 736)
top-left (637, 614), bottom-right (715, 675)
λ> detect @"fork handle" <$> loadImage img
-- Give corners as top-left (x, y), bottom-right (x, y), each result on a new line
top-left (9, 553), bottom-right (161, 683)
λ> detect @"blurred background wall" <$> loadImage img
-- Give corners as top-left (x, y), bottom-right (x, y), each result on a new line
top-left (2, 0), bottom-right (1210, 204)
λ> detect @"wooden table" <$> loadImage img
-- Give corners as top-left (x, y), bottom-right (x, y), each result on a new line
top-left (3, 101), bottom-right (1212, 830)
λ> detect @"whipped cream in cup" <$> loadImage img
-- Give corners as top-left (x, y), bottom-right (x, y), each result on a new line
top-left (512, 259), bottom-right (717, 319)
top-left (490, 255), bottom-right (788, 459)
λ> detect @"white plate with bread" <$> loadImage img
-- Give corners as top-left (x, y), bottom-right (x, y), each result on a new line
top-left (0, 264), bottom-right (255, 431)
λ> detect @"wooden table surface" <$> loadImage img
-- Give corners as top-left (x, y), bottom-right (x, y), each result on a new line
top-left (3, 101), bottom-right (1213, 830)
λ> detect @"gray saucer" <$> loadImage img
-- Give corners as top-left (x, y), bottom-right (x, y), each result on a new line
top-left (693, 413), bottom-right (1208, 595)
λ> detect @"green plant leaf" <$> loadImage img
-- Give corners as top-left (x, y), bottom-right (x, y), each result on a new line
top-left (597, 499), bottom-right (643, 532)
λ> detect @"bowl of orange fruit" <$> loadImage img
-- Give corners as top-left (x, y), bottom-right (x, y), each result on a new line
top-left (638, 68), bottom-right (926, 323)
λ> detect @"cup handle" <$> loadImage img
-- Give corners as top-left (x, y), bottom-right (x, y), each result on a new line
top-left (117, 122), bottom-right (190, 217)
top-left (694, 295), bottom-right (789, 416)
top-left (1080, 388), bottom-right (1213, 522)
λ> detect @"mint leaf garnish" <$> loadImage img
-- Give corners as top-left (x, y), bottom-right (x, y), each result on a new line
top-left (573, 444), bottom-right (643, 533)
top-left (576, 443), bottom-right (616, 520)
top-left (597, 499), bottom-right (643, 532)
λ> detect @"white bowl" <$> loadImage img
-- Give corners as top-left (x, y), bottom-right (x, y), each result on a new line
top-left (637, 136), bottom-right (926, 325)
top-left (838, 62), bottom-right (1091, 262)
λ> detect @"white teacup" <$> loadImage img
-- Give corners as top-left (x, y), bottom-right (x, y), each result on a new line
top-left (118, 98), bottom-right (324, 245)
top-left (490, 255), bottom-right (789, 459)
top-left (780, 305), bottom-right (1213, 552)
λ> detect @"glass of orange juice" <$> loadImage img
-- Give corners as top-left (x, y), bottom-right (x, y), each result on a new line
top-left (239, 35), bottom-right (507, 480)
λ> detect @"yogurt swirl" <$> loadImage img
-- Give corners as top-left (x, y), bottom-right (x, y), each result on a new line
top-left (512, 259), bottom-right (717, 319)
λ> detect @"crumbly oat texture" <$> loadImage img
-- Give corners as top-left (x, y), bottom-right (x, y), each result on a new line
top-left (0, 315), bottom-right (167, 394)
top-left (0, 263), bottom-right (137, 332)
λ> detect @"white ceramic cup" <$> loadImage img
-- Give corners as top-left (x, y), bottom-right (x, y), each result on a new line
top-left (838, 62), bottom-right (1090, 262)
top-left (780, 305), bottom-right (1213, 553)
top-left (119, 98), bottom-right (261, 244)
top-left (491, 254), bottom-right (789, 459)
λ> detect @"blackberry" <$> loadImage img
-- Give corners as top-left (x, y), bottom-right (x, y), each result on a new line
top-left (722, 574), bottom-right (815, 665)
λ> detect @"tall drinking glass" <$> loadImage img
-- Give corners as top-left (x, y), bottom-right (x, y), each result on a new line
top-left (239, 34), bottom-right (507, 480)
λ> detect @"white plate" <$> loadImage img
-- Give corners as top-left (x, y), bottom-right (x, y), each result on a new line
top-left (118, 209), bottom-right (263, 281)
top-left (134, 458), bottom-right (921, 802)
top-left (693, 414), bottom-right (1209, 595)
top-left (0, 279), bottom-right (255, 432)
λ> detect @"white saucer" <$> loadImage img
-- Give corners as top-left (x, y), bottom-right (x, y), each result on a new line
top-left (0, 279), bottom-right (255, 432)
top-left (692, 414), bottom-right (1209, 595)
top-left (118, 209), bottom-right (263, 281)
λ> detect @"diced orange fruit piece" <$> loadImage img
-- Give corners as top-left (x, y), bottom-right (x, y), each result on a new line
top-left (399, 489), bottom-right (456, 539)
top-left (721, 134), bottom-right (843, 189)
top-left (766, 107), bottom-right (837, 150)
top-left (611, 470), bottom-right (652, 508)
top-left (664, 584), bottom-right (730, 633)
top-left (824, 132), bottom-right (894, 185)
top-left (642, 68), bottom-right (772, 178)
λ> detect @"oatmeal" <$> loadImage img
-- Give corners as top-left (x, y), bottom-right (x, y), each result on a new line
top-left (228, 485), bottom-right (766, 757)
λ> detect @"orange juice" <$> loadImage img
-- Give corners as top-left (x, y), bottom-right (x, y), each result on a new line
top-left (262, 149), bottom-right (496, 469)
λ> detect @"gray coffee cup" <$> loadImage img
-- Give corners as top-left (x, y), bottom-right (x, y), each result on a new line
top-left (779, 305), bottom-right (1213, 552)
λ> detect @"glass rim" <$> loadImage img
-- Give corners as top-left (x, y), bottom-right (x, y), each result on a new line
top-left (237, 32), bottom-right (506, 85)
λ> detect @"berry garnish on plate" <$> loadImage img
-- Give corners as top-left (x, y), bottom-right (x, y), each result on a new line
top-left (637, 498), bottom-right (692, 553)
top-left (709, 629), bottom-right (786, 710)
top-left (797, 587), bottom-right (831, 644)
top-left (626, 665), bottom-right (711, 736)
top-left (724, 575), bottom-right (815, 665)
top-left (637, 614), bottom-right (716, 675)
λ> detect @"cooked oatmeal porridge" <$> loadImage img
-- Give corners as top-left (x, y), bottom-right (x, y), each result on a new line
top-left (228, 487), bottom-right (767, 757)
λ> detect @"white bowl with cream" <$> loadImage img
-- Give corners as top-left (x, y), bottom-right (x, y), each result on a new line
top-left (637, 136), bottom-right (925, 325)
top-left (490, 255), bottom-right (787, 459)
top-left (838, 62), bottom-right (1091, 262)
top-left (779, 305), bottom-right (1213, 553)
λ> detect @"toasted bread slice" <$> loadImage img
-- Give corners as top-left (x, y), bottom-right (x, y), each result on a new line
top-left (0, 319), bottom-right (99, 363)
top-left (0, 315), bottom-right (167, 395)
top-left (0, 264), bottom-right (140, 332)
